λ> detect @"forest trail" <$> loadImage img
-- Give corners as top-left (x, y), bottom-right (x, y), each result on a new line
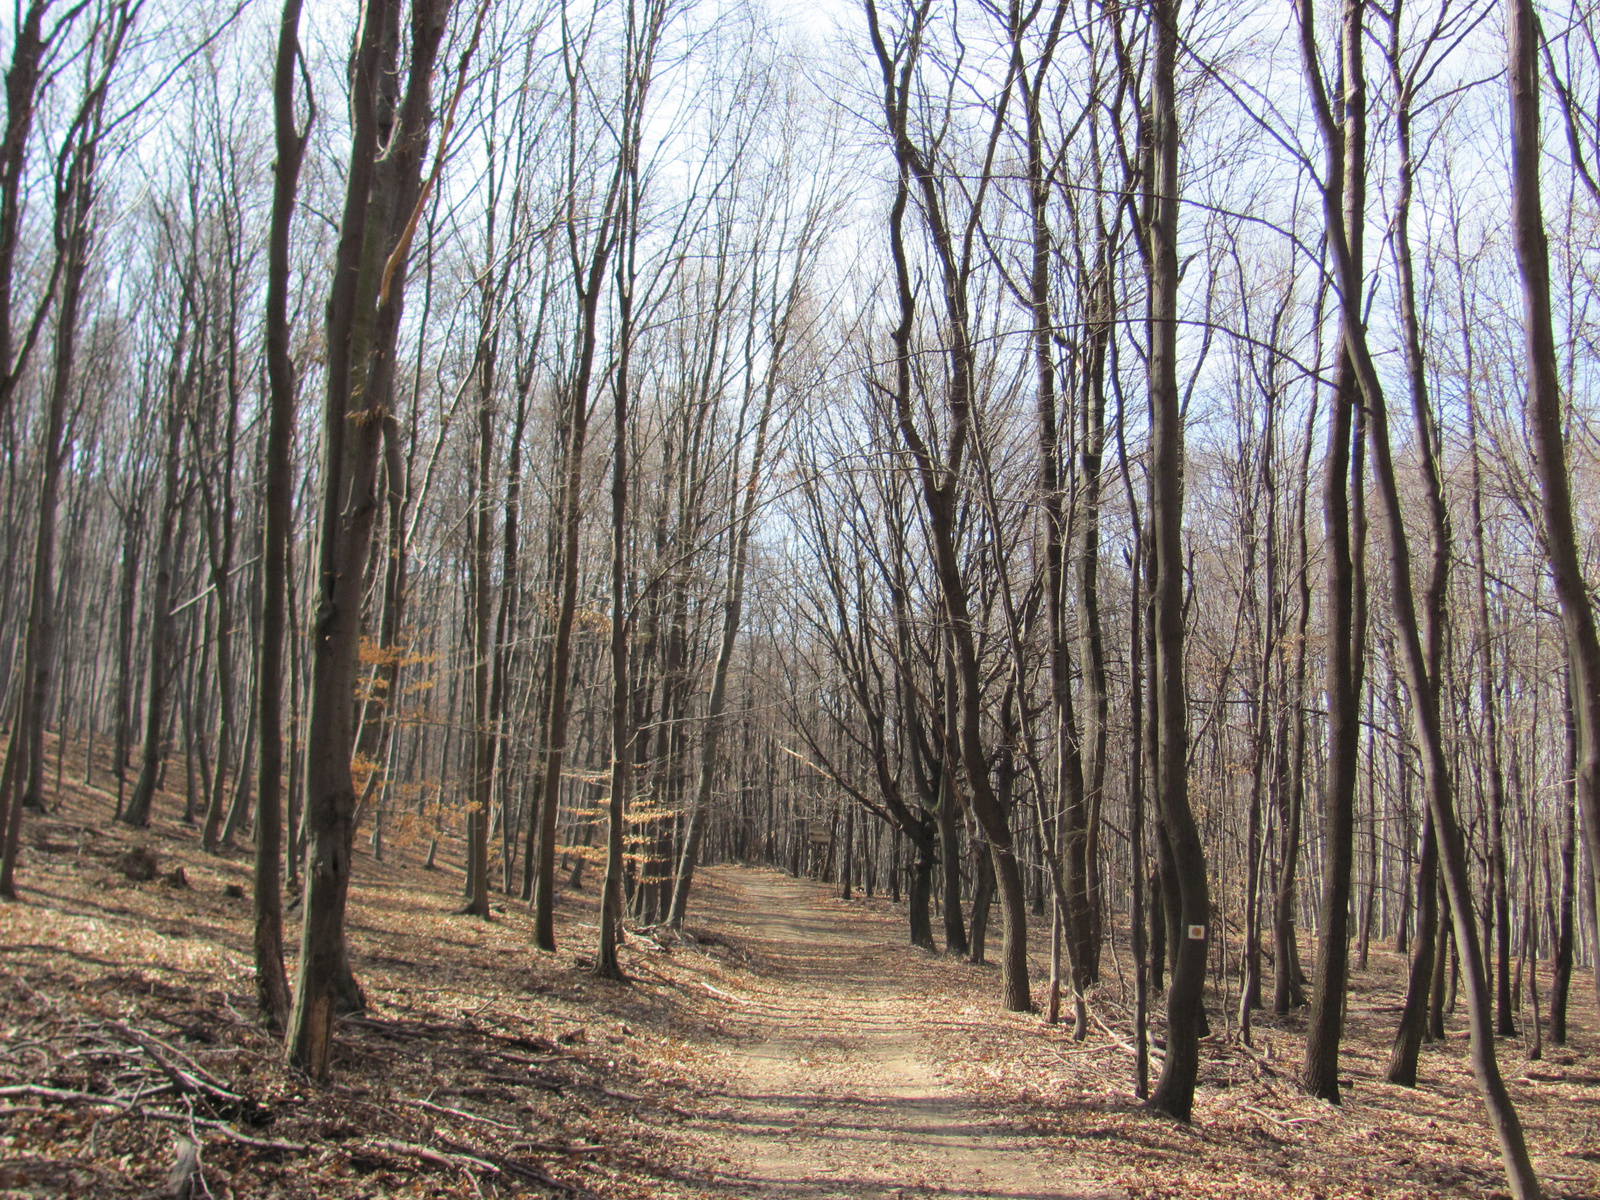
top-left (682, 867), bottom-right (1119, 1199)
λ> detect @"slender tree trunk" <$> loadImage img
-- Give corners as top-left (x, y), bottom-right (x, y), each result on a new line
top-left (0, 116), bottom-right (97, 891)
top-left (112, 504), bottom-right (141, 805)
top-left (123, 310), bottom-right (193, 827)
top-left (594, 284), bottom-right (631, 980)
top-left (1511, 0), bottom-right (1600, 1059)
top-left (462, 205), bottom-right (498, 918)
top-left (287, 0), bottom-right (450, 1078)
top-left (1429, 878), bottom-right (1451, 1039)
top-left (0, 0), bottom-right (73, 424)
top-left (1275, 398), bottom-right (1316, 1013)
top-left (1293, 0), bottom-right (1542, 1186)
top-left (1552, 674), bottom-right (1577, 1043)
top-left (1382, 15), bottom-right (1451, 1074)
top-left (252, 0), bottom-right (306, 1032)
top-left (1467, 400), bottom-right (1514, 1036)
top-left (667, 260), bottom-right (792, 928)
top-left (936, 652), bottom-right (968, 956)
top-left (531, 68), bottom-right (627, 945)
top-left (1299, 0), bottom-right (1367, 1105)
top-left (1388, 806), bottom-right (1437, 1083)
top-left (598, 8), bottom-right (663, 967)
top-left (1144, 0), bottom-right (1207, 1121)
top-left (866, 0), bottom-right (1032, 1013)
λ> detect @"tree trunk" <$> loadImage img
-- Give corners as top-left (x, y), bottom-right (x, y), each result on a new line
top-left (1388, 807), bottom-right (1437, 1083)
top-left (1511, 0), bottom-right (1600, 1061)
top-left (0, 102), bottom-right (98, 891)
top-left (1299, 0), bottom-right (1367, 1107)
top-left (1552, 675), bottom-right (1577, 1043)
top-left (123, 289), bottom-right (193, 828)
top-left (531, 78), bottom-right (627, 948)
top-left (936, 663), bottom-right (968, 955)
top-left (1292, 0), bottom-right (1542, 1186)
top-left (286, 0), bottom-right (449, 1079)
top-left (462, 206), bottom-right (498, 919)
top-left (1144, 0), bottom-right (1207, 1121)
top-left (866, 0), bottom-right (1031, 1013)
top-left (252, 0), bottom-right (306, 1032)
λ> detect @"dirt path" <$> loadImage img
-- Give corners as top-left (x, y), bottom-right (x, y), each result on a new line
top-left (682, 867), bottom-right (1119, 1199)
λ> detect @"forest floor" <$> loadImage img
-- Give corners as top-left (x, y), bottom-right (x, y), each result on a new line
top-left (4, 748), bottom-right (1600, 1198)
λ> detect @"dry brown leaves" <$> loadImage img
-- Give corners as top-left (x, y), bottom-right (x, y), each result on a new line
top-left (6, 738), bottom-right (1600, 1199)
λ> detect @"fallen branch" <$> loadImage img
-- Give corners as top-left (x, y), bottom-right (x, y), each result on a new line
top-left (109, 1021), bottom-right (242, 1104)
top-left (1239, 1103), bottom-right (1322, 1129)
top-left (698, 981), bottom-right (749, 1006)
top-left (435, 1136), bottom-right (603, 1197)
top-left (1088, 1008), bottom-right (1139, 1056)
top-left (406, 1097), bottom-right (522, 1133)
top-left (510, 1140), bottom-right (603, 1156)
top-left (0, 1083), bottom-right (123, 1106)
top-left (368, 1138), bottom-right (499, 1175)
top-left (0, 1084), bottom-right (303, 1151)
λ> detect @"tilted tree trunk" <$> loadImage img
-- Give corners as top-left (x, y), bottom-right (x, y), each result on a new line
top-left (1381, 3), bottom-right (1451, 1080)
top-left (866, 0), bottom-right (1032, 1012)
top-left (1292, 0), bottom-right (1542, 1188)
top-left (1511, 0), bottom-right (1600, 1047)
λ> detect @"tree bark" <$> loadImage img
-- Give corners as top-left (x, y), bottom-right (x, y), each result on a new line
top-left (530, 29), bottom-right (628, 946)
top-left (1512, 0), bottom-right (1600, 1053)
top-left (1381, 4), bottom-right (1451, 1077)
top-left (286, 0), bottom-right (450, 1079)
top-left (866, 0), bottom-right (1031, 1013)
top-left (1299, 0), bottom-right (1367, 1107)
top-left (252, 0), bottom-right (307, 1032)
top-left (1144, 0), bottom-right (1208, 1121)
top-left (1552, 674), bottom-right (1577, 1043)
top-left (0, 81), bottom-right (101, 891)
top-left (1292, 0), bottom-right (1542, 1187)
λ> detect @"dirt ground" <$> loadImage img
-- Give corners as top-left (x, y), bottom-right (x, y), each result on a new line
top-left (4, 748), bottom-right (1600, 1199)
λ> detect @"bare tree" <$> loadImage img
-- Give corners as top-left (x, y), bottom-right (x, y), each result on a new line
top-left (252, 0), bottom-right (310, 1032)
top-left (1142, 0), bottom-right (1208, 1123)
top-left (286, 0), bottom-right (452, 1080)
